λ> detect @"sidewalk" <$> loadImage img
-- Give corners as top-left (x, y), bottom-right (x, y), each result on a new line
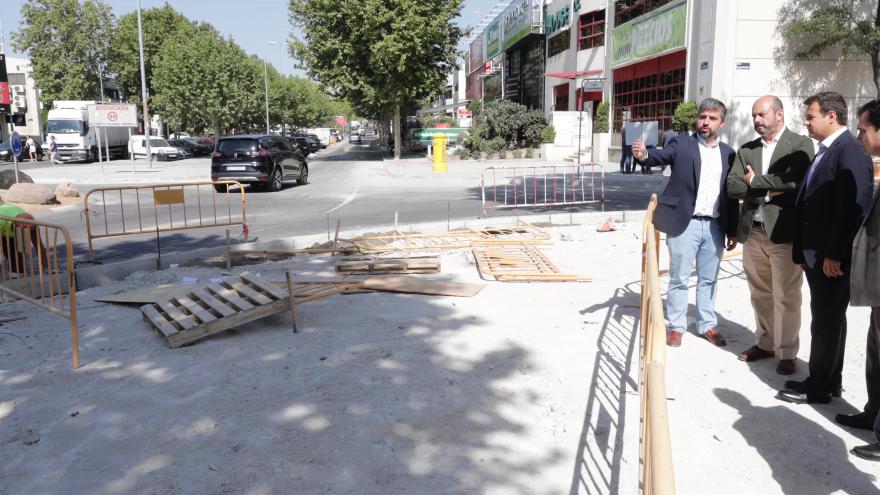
top-left (15, 157), bottom-right (212, 185)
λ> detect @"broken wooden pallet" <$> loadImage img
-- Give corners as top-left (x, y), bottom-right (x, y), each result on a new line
top-left (335, 255), bottom-right (440, 274)
top-left (471, 241), bottom-right (592, 282)
top-left (140, 272), bottom-right (359, 348)
top-left (347, 224), bottom-right (551, 253)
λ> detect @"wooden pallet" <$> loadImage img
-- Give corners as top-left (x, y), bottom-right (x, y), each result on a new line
top-left (471, 241), bottom-right (592, 282)
top-left (335, 255), bottom-right (440, 274)
top-left (140, 272), bottom-right (359, 347)
top-left (347, 224), bottom-right (551, 253)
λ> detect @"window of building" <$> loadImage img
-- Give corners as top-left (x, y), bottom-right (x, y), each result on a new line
top-left (614, 0), bottom-right (675, 26)
top-left (613, 67), bottom-right (685, 131)
top-left (547, 31), bottom-right (570, 58)
top-left (554, 83), bottom-right (569, 111)
top-left (578, 10), bottom-right (605, 50)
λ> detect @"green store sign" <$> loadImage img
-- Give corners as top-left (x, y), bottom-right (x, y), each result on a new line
top-left (486, 19), bottom-right (501, 59)
top-left (545, 0), bottom-right (580, 37)
top-left (410, 128), bottom-right (469, 142)
top-left (611, 0), bottom-right (686, 68)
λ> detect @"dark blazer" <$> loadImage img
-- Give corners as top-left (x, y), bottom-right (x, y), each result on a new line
top-left (850, 183), bottom-right (880, 306)
top-left (793, 130), bottom-right (874, 269)
top-left (727, 128), bottom-right (814, 243)
top-left (641, 133), bottom-right (738, 237)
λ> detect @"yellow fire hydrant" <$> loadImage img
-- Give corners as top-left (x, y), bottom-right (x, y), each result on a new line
top-left (432, 134), bottom-right (448, 173)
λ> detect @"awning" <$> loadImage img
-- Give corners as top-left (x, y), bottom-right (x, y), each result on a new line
top-left (544, 69), bottom-right (604, 79)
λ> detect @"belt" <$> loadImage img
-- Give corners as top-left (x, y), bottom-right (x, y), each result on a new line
top-left (692, 215), bottom-right (716, 221)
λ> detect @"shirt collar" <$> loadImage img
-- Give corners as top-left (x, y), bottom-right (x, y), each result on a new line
top-left (820, 127), bottom-right (848, 149)
top-left (762, 128), bottom-right (784, 147)
top-left (697, 134), bottom-right (720, 149)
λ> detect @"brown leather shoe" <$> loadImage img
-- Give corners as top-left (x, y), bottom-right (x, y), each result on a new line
top-left (776, 359), bottom-right (796, 375)
top-left (666, 331), bottom-right (682, 347)
top-left (738, 345), bottom-right (774, 362)
top-left (701, 328), bottom-right (727, 347)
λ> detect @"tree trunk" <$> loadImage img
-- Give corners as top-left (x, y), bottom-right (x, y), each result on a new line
top-left (393, 105), bottom-right (401, 160)
top-left (874, 3), bottom-right (880, 97)
top-left (214, 122), bottom-right (221, 143)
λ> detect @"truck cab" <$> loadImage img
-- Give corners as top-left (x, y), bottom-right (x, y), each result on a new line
top-left (46, 100), bottom-right (134, 162)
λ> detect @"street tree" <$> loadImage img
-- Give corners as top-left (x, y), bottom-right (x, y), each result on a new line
top-left (289, 0), bottom-right (463, 158)
top-left (780, 2), bottom-right (880, 96)
top-left (11, 0), bottom-right (115, 108)
top-left (109, 3), bottom-right (209, 109)
top-left (151, 28), bottom-right (261, 139)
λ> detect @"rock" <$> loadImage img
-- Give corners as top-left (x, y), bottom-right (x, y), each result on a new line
top-left (0, 170), bottom-right (33, 189)
top-left (54, 182), bottom-right (80, 201)
top-left (5, 183), bottom-right (57, 205)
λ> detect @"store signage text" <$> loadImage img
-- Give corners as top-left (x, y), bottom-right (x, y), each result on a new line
top-left (502, 0), bottom-right (539, 50)
top-left (486, 19), bottom-right (501, 58)
top-left (611, 0), bottom-right (686, 68)
top-left (545, 0), bottom-right (580, 36)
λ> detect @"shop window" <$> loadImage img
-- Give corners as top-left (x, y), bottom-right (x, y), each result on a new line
top-left (614, 0), bottom-right (676, 26)
top-left (613, 67), bottom-right (685, 132)
top-left (548, 31), bottom-right (570, 58)
top-left (578, 10), bottom-right (605, 50)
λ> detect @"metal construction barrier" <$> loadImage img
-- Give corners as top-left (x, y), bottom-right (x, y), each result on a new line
top-left (0, 216), bottom-right (79, 368)
top-left (480, 163), bottom-right (605, 215)
top-left (83, 181), bottom-right (248, 260)
top-left (639, 194), bottom-right (675, 494)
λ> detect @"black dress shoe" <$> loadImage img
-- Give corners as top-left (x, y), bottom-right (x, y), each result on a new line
top-left (851, 443), bottom-right (880, 461)
top-left (784, 379), bottom-right (842, 397)
top-left (776, 388), bottom-right (832, 404)
top-left (835, 411), bottom-right (878, 431)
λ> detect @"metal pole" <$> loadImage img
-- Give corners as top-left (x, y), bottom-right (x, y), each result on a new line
top-left (577, 80), bottom-right (584, 168)
top-left (129, 127), bottom-right (134, 173)
top-left (263, 57), bottom-right (270, 133)
top-left (136, 0), bottom-right (152, 168)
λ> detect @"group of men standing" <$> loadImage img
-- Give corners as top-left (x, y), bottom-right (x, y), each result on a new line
top-left (631, 91), bottom-right (880, 460)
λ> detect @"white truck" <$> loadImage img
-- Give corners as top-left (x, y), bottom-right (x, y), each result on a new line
top-left (46, 100), bottom-right (136, 162)
top-left (306, 128), bottom-right (332, 147)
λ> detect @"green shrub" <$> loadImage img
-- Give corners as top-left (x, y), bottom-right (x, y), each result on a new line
top-left (470, 148), bottom-right (482, 160)
top-left (454, 147), bottom-right (469, 160)
top-left (513, 149), bottom-right (523, 159)
top-left (594, 101), bottom-right (610, 133)
top-left (462, 100), bottom-right (550, 152)
top-left (525, 148), bottom-right (534, 158)
top-left (540, 125), bottom-right (556, 144)
top-left (672, 101), bottom-right (698, 132)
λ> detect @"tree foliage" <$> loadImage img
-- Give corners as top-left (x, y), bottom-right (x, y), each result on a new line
top-left (672, 101), bottom-right (698, 132)
top-left (594, 101), bottom-right (610, 133)
top-left (11, 0), bottom-right (115, 108)
top-left (780, 3), bottom-right (880, 95)
top-left (289, 0), bottom-right (463, 157)
top-left (464, 99), bottom-right (548, 152)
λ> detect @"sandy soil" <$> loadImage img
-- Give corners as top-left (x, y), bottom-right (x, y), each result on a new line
top-left (0, 219), bottom-right (877, 494)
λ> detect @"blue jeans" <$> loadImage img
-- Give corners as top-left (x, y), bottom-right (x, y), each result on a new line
top-left (620, 146), bottom-right (633, 173)
top-left (666, 217), bottom-right (724, 334)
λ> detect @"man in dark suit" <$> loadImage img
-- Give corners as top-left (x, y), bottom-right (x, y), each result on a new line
top-left (632, 98), bottom-right (739, 348)
top-left (777, 91), bottom-right (875, 404)
top-left (727, 96), bottom-right (814, 376)
top-left (842, 99), bottom-right (880, 442)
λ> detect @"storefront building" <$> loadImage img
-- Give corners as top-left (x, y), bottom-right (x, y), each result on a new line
top-left (500, 0), bottom-right (545, 110)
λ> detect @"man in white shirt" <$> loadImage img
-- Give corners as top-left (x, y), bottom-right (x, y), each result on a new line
top-left (727, 96), bottom-right (814, 375)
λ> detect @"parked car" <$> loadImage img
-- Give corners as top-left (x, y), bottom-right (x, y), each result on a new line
top-left (211, 134), bottom-right (308, 192)
top-left (349, 133), bottom-right (361, 144)
top-left (195, 136), bottom-right (215, 147)
top-left (128, 135), bottom-right (180, 161)
top-left (167, 140), bottom-right (194, 159)
top-left (182, 138), bottom-right (213, 156)
top-left (283, 137), bottom-right (311, 158)
top-left (0, 140), bottom-right (43, 162)
top-left (169, 139), bottom-right (208, 157)
top-left (308, 134), bottom-right (327, 149)
top-left (291, 135), bottom-right (320, 154)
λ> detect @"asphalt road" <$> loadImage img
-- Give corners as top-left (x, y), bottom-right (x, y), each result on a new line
top-left (4, 142), bottom-right (669, 263)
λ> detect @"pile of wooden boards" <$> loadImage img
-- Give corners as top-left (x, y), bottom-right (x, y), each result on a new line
top-left (335, 255), bottom-right (440, 274)
top-left (471, 241), bottom-right (591, 282)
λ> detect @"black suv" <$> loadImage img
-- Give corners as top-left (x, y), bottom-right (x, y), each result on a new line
top-left (211, 134), bottom-right (308, 192)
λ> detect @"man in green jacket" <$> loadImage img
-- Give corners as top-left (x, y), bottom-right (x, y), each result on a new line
top-left (727, 95), bottom-right (815, 375)
top-left (0, 204), bottom-right (46, 273)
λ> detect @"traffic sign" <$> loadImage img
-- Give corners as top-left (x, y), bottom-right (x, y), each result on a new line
top-left (87, 103), bottom-right (137, 127)
top-left (10, 132), bottom-right (22, 155)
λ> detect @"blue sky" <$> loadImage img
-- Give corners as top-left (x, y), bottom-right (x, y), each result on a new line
top-left (1, 0), bottom-right (501, 75)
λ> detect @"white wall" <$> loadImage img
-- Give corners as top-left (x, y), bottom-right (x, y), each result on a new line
top-left (5, 57), bottom-right (42, 139)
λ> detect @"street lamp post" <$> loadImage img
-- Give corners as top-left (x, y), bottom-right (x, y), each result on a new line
top-left (136, 0), bottom-right (151, 168)
top-left (264, 41), bottom-right (276, 134)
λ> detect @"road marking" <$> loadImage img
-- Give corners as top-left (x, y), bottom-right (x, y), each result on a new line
top-left (323, 185), bottom-right (360, 215)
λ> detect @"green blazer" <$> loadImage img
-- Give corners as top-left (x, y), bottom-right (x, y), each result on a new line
top-left (727, 128), bottom-right (814, 243)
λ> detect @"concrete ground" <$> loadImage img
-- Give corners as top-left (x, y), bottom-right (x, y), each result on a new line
top-left (1, 214), bottom-right (879, 494)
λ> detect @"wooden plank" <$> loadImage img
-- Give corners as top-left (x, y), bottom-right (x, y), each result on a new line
top-left (166, 299), bottom-right (290, 348)
top-left (239, 272), bottom-right (288, 299)
top-left (206, 284), bottom-right (254, 311)
top-left (174, 295), bottom-right (217, 324)
top-left (96, 283), bottom-right (205, 305)
top-left (226, 279), bottom-right (274, 305)
top-left (158, 301), bottom-right (197, 330)
top-left (361, 277), bottom-right (486, 297)
top-left (141, 304), bottom-right (179, 338)
top-left (191, 288), bottom-right (237, 317)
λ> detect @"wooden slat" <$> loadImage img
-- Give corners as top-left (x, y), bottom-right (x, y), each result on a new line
top-left (226, 280), bottom-right (273, 305)
top-left (158, 301), bottom-right (197, 329)
top-left (361, 277), bottom-right (485, 297)
top-left (206, 284), bottom-right (254, 311)
top-left (191, 288), bottom-right (237, 317)
top-left (165, 299), bottom-right (290, 348)
top-left (174, 295), bottom-right (217, 324)
top-left (141, 304), bottom-right (179, 338)
top-left (239, 272), bottom-right (288, 299)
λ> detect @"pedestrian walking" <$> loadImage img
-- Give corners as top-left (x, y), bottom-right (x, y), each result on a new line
top-left (25, 136), bottom-right (37, 162)
top-left (727, 95), bottom-right (814, 375)
top-left (48, 136), bottom-right (60, 165)
top-left (839, 99), bottom-right (880, 435)
top-left (632, 97), bottom-right (739, 348)
top-left (777, 92), bottom-right (874, 405)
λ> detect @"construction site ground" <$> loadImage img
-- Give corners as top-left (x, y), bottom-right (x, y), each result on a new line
top-left (1, 218), bottom-right (878, 494)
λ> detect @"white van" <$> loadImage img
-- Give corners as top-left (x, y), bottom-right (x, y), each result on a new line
top-left (128, 135), bottom-right (180, 161)
top-left (306, 128), bottom-right (332, 147)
